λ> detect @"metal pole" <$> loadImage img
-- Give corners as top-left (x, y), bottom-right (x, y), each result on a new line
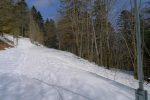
top-left (134, 0), bottom-right (143, 90)
top-left (134, 0), bottom-right (147, 99)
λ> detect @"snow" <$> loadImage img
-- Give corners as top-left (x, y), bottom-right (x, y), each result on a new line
top-left (0, 36), bottom-right (13, 46)
top-left (0, 35), bottom-right (149, 100)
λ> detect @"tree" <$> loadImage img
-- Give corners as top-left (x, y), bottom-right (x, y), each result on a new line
top-left (0, 0), bottom-right (15, 33)
top-left (117, 10), bottom-right (138, 78)
top-left (92, 0), bottom-right (116, 68)
top-left (57, 16), bottom-right (76, 52)
top-left (58, 0), bottom-right (117, 68)
top-left (93, 0), bottom-right (109, 67)
top-left (29, 6), bottom-right (44, 44)
top-left (44, 19), bottom-right (58, 48)
top-left (143, 2), bottom-right (150, 78)
top-left (15, 0), bottom-right (29, 37)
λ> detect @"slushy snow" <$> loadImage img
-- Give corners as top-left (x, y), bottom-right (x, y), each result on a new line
top-left (0, 35), bottom-right (149, 100)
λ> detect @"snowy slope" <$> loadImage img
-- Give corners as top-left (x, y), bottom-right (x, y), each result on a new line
top-left (0, 35), bottom-right (149, 100)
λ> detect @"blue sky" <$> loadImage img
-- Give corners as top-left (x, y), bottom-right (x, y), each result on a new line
top-left (26, 0), bottom-right (60, 20)
top-left (26, 0), bottom-right (149, 21)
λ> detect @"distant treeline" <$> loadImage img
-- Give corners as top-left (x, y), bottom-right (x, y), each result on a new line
top-left (0, 0), bottom-right (150, 79)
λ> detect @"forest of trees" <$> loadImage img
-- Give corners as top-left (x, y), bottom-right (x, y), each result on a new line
top-left (0, 0), bottom-right (57, 46)
top-left (57, 0), bottom-right (150, 79)
top-left (0, 0), bottom-right (149, 80)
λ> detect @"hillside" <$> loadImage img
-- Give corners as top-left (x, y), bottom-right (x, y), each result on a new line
top-left (0, 35), bottom-right (149, 100)
top-left (0, 40), bottom-right (11, 50)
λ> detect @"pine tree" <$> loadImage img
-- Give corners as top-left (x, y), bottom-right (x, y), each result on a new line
top-left (44, 19), bottom-right (58, 48)
top-left (29, 6), bottom-right (44, 44)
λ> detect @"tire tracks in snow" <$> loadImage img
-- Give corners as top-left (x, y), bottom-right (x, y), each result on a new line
top-left (33, 78), bottom-right (92, 100)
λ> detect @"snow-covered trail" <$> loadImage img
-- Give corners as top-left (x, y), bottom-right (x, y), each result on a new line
top-left (0, 37), bottom-right (147, 100)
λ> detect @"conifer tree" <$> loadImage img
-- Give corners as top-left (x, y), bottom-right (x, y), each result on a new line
top-left (44, 19), bottom-right (58, 48)
top-left (29, 6), bottom-right (44, 44)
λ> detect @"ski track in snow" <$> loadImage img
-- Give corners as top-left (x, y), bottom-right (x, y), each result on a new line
top-left (0, 36), bottom-right (149, 100)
